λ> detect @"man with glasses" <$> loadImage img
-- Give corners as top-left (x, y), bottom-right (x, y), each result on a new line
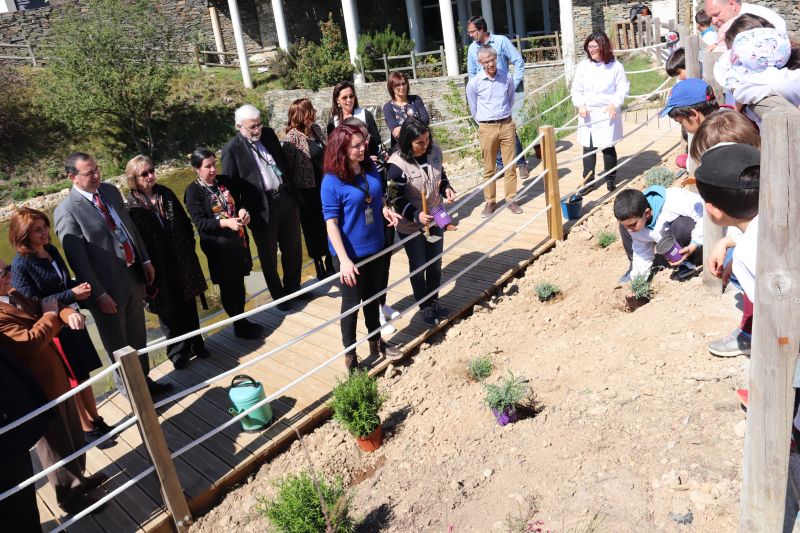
top-left (466, 15), bottom-right (529, 179)
top-left (222, 104), bottom-right (302, 312)
top-left (467, 45), bottom-right (522, 217)
top-left (54, 152), bottom-right (172, 396)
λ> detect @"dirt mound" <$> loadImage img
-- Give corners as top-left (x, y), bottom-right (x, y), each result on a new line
top-left (191, 190), bottom-right (745, 532)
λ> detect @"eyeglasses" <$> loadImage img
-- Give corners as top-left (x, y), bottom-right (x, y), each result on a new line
top-left (467, 28), bottom-right (480, 36)
top-left (139, 168), bottom-right (155, 178)
top-left (76, 166), bottom-right (100, 178)
top-left (0, 266), bottom-right (10, 278)
top-left (480, 58), bottom-right (497, 65)
top-left (240, 123), bottom-right (263, 132)
top-left (587, 45), bottom-right (600, 50)
top-left (339, 94), bottom-right (356, 101)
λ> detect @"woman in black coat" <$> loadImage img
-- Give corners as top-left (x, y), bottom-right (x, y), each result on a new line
top-left (125, 155), bottom-right (209, 369)
top-left (184, 148), bottom-right (263, 340)
top-left (9, 207), bottom-right (113, 448)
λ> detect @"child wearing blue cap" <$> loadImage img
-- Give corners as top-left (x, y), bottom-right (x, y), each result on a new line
top-left (660, 78), bottom-right (719, 135)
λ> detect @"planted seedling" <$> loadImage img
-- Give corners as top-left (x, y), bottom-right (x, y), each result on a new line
top-left (643, 165), bottom-right (677, 188)
top-left (625, 274), bottom-right (653, 312)
top-left (330, 370), bottom-right (387, 447)
top-left (534, 281), bottom-right (561, 302)
top-left (596, 229), bottom-right (617, 248)
top-left (484, 372), bottom-right (528, 426)
top-left (468, 355), bottom-right (493, 382)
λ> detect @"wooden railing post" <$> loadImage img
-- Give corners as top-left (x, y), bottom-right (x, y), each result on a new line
top-left (410, 50), bottom-right (417, 80)
top-left (382, 53), bottom-right (389, 79)
top-left (539, 125), bottom-right (564, 241)
top-left (193, 45), bottom-right (203, 71)
top-left (26, 41), bottom-right (37, 67)
top-left (652, 17), bottom-right (663, 66)
top-left (115, 347), bottom-right (192, 532)
top-left (739, 111), bottom-right (800, 532)
top-left (439, 45), bottom-right (445, 74)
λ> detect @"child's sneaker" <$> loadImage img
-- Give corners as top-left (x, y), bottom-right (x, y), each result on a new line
top-left (618, 266), bottom-right (632, 283)
top-left (670, 262), bottom-right (699, 281)
top-left (708, 328), bottom-right (751, 357)
top-left (380, 304), bottom-right (399, 335)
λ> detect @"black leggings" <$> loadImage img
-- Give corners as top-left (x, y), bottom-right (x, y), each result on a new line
top-left (218, 276), bottom-right (247, 326)
top-left (378, 225), bottom-right (395, 306)
top-left (583, 134), bottom-right (618, 182)
top-left (334, 254), bottom-right (385, 354)
top-left (620, 215), bottom-right (700, 269)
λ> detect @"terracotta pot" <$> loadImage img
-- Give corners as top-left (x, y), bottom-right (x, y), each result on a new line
top-left (356, 424), bottom-right (383, 452)
top-left (491, 407), bottom-right (518, 426)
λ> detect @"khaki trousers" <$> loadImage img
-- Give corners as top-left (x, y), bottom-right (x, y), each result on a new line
top-left (478, 120), bottom-right (518, 203)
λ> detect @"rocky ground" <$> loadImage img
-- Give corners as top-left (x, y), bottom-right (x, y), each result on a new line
top-left (190, 181), bottom-right (747, 532)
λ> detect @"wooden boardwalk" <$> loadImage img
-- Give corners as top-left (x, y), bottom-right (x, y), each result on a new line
top-left (35, 113), bottom-right (679, 532)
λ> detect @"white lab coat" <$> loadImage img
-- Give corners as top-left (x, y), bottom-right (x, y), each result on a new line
top-left (570, 59), bottom-right (630, 148)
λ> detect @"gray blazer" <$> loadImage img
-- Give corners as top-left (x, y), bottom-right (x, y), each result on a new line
top-left (54, 183), bottom-right (151, 303)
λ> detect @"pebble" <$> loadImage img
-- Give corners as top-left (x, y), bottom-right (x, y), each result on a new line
top-left (735, 419), bottom-right (746, 438)
top-left (483, 468), bottom-right (494, 478)
top-left (689, 490), bottom-right (717, 507)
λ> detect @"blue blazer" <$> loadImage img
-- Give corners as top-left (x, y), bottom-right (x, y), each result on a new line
top-left (12, 244), bottom-right (77, 306)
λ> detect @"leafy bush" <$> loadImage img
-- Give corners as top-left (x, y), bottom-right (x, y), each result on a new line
top-left (643, 166), bottom-right (676, 188)
top-left (430, 80), bottom-right (478, 158)
top-left (257, 472), bottom-right (354, 533)
top-left (468, 355), bottom-right (493, 382)
top-left (37, 0), bottom-right (179, 155)
top-left (329, 370), bottom-right (386, 438)
top-left (630, 274), bottom-right (653, 300)
top-left (484, 372), bottom-right (528, 412)
top-left (534, 281), bottom-right (561, 302)
top-left (596, 229), bottom-right (618, 248)
top-left (517, 78), bottom-right (573, 147)
top-left (293, 14), bottom-right (354, 91)
top-left (357, 27), bottom-right (415, 80)
top-left (269, 45), bottom-right (301, 89)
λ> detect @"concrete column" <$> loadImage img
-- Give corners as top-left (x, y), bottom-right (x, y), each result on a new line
top-left (0, 0), bottom-right (16, 13)
top-left (271, 0), bottom-right (289, 51)
top-left (456, 0), bottom-right (470, 44)
top-left (513, 0), bottom-right (525, 37)
top-left (405, 0), bottom-right (425, 52)
top-left (439, 0), bottom-right (460, 76)
top-left (208, 7), bottom-right (227, 64)
top-left (341, 0), bottom-right (365, 84)
top-left (541, 0), bottom-right (550, 35)
top-left (480, 0), bottom-right (494, 33)
top-left (227, 0), bottom-right (253, 89)
top-left (558, 0), bottom-right (576, 82)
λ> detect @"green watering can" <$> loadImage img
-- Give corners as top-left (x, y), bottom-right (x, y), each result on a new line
top-left (228, 375), bottom-right (273, 432)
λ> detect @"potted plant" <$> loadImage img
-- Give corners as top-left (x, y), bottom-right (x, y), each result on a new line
top-left (330, 370), bottom-right (387, 452)
top-left (626, 274), bottom-right (653, 311)
top-left (484, 372), bottom-right (528, 426)
top-left (534, 281), bottom-right (561, 302)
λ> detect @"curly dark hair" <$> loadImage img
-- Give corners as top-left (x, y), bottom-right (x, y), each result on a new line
top-left (584, 32), bottom-right (615, 64)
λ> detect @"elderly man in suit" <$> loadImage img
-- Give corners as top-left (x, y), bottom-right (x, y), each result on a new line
top-left (54, 152), bottom-right (171, 396)
top-left (0, 258), bottom-right (107, 516)
top-left (222, 104), bottom-right (303, 312)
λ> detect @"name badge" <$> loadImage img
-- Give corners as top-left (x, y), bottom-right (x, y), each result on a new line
top-left (113, 226), bottom-right (130, 246)
top-left (364, 206), bottom-right (375, 226)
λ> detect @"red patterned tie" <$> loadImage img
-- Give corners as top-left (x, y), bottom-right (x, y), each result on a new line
top-left (92, 193), bottom-right (135, 265)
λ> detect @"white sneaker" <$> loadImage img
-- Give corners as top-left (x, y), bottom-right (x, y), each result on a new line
top-left (380, 305), bottom-right (398, 335)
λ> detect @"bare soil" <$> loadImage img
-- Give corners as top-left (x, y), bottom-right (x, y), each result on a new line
top-left (190, 185), bottom-right (746, 533)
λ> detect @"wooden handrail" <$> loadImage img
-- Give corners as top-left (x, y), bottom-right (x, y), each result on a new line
top-left (539, 125), bottom-right (564, 241)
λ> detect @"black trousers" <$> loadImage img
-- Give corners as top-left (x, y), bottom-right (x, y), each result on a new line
top-left (620, 215), bottom-right (700, 265)
top-left (0, 450), bottom-right (41, 532)
top-left (398, 227), bottom-right (443, 307)
top-left (218, 276), bottom-right (247, 327)
top-left (334, 254), bottom-right (385, 353)
top-left (157, 274), bottom-right (203, 360)
top-left (583, 134), bottom-right (618, 183)
top-left (250, 192), bottom-right (303, 301)
top-left (379, 225), bottom-right (395, 307)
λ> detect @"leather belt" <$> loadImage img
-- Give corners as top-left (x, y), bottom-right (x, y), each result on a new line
top-left (479, 117), bottom-right (511, 124)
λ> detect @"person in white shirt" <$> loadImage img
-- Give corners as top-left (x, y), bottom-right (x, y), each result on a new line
top-left (570, 31), bottom-right (630, 192)
top-left (703, 0), bottom-right (786, 50)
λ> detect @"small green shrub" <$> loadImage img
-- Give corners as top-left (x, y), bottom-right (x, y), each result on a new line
top-left (257, 472), bottom-right (354, 533)
top-left (12, 188), bottom-right (29, 201)
top-left (357, 27), bottom-right (415, 80)
top-left (534, 281), bottom-right (561, 302)
top-left (643, 166), bottom-right (676, 188)
top-left (468, 355), bottom-right (493, 382)
top-left (484, 372), bottom-right (528, 412)
top-left (329, 370), bottom-right (386, 438)
top-left (630, 274), bottom-right (653, 300)
top-left (596, 229), bottom-right (618, 248)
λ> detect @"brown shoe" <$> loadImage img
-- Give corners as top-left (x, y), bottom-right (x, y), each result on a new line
top-left (517, 164), bottom-right (530, 179)
top-left (369, 339), bottom-right (404, 362)
top-left (481, 202), bottom-right (496, 218)
top-left (507, 201), bottom-right (523, 214)
top-left (344, 352), bottom-right (360, 374)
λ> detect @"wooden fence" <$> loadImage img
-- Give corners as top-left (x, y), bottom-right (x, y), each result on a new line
top-left (359, 46), bottom-right (446, 81)
top-left (0, 41), bottom-right (37, 66)
top-left (511, 33), bottom-right (562, 63)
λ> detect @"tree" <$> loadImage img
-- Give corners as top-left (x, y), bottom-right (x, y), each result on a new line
top-left (37, 0), bottom-right (179, 155)
top-left (294, 14), bottom-right (355, 91)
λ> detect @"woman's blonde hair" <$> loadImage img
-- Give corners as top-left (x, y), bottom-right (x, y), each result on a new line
top-left (690, 110), bottom-right (761, 163)
top-left (124, 155), bottom-right (154, 191)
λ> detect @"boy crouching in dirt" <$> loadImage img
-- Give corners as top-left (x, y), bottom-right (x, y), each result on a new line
top-left (613, 186), bottom-right (704, 283)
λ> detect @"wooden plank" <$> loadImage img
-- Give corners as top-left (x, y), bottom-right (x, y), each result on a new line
top-left (740, 111), bottom-right (800, 532)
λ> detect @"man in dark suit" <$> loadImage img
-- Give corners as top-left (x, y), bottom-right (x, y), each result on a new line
top-left (54, 152), bottom-right (171, 396)
top-left (222, 104), bottom-right (303, 312)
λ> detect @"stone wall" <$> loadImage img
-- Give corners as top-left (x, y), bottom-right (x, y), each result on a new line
top-left (263, 63), bottom-right (565, 136)
top-left (572, 0), bottom-right (636, 45)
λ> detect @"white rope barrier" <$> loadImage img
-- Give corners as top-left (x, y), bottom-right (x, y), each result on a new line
top-left (625, 65), bottom-right (668, 75)
top-left (626, 87), bottom-right (671, 99)
top-left (613, 42), bottom-right (668, 54)
top-left (0, 362), bottom-right (121, 437)
top-left (526, 72), bottom-right (566, 97)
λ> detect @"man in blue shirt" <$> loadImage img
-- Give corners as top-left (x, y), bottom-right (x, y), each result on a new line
top-left (467, 15), bottom-right (528, 178)
top-left (467, 46), bottom-right (522, 218)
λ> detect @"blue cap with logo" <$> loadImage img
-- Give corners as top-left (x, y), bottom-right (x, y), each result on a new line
top-left (659, 78), bottom-right (711, 117)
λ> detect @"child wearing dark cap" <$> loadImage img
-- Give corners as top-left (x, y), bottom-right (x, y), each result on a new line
top-left (613, 186), bottom-right (704, 283)
top-left (694, 143), bottom-right (759, 357)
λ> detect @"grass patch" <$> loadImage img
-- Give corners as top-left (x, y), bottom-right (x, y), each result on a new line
top-left (534, 281), bottom-right (561, 302)
top-left (467, 355), bottom-right (493, 382)
top-left (596, 229), bottom-right (618, 248)
top-left (518, 79), bottom-right (574, 145)
top-left (619, 54), bottom-right (668, 106)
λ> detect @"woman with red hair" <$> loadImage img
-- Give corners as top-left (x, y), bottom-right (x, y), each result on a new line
top-left (570, 31), bottom-right (630, 191)
top-left (321, 123), bottom-right (404, 372)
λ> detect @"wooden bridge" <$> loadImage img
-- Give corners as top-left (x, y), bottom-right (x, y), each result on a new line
top-left (34, 112), bottom-right (679, 532)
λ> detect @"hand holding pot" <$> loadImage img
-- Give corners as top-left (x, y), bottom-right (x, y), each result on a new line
top-left (667, 242), bottom-right (697, 267)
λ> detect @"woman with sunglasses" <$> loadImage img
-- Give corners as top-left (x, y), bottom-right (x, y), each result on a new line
top-left (327, 81), bottom-right (384, 163)
top-left (125, 155), bottom-right (209, 369)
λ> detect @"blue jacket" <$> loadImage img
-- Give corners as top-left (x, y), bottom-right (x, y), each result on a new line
top-left (12, 244), bottom-right (77, 306)
top-left (321, 166), bottom-right (385, 259)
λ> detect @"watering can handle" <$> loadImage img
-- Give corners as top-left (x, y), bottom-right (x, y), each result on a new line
top-left (231, 375), bottom-right (257, 388)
